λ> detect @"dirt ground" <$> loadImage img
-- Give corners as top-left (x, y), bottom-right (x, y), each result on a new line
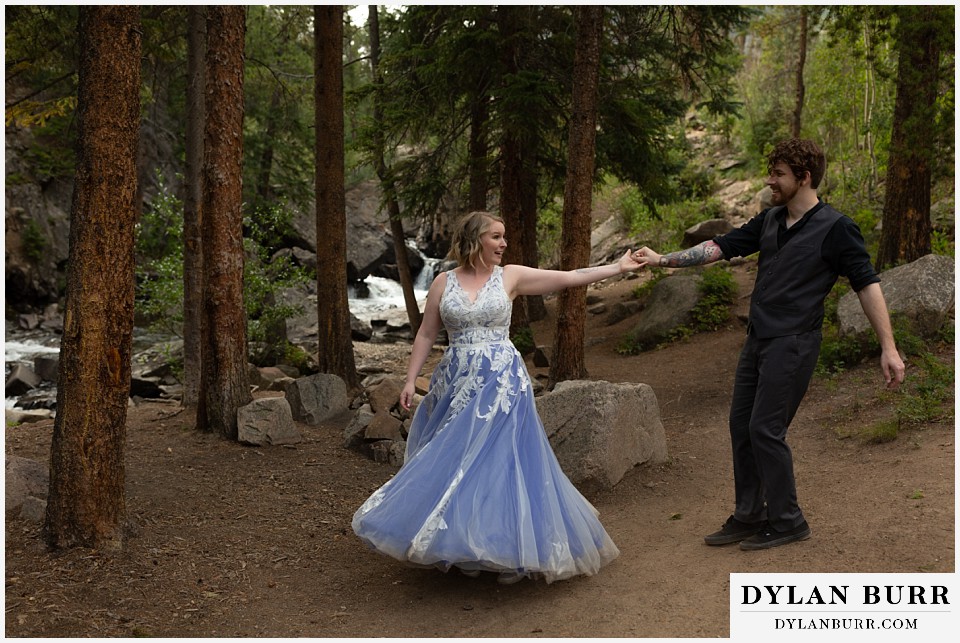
top-left (4, 265), bottom-right (955, 638)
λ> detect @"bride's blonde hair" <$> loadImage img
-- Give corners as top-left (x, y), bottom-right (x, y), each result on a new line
top-left (447, 211), bottom-right (504, 271)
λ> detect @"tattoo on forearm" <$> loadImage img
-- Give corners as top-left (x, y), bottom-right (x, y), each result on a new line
top-left (660, 243), bottom-right (721, 267)
top-left (575, 267), bottom-right (603, 274)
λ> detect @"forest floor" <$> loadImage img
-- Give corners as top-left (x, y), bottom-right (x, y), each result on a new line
top-left (3, 263), bottom-right (955, 639)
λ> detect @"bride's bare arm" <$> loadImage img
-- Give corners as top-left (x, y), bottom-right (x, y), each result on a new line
top-left (400, 273), bottom-right (446, 410)
top-left (505, 250), bottom-right (643, 298)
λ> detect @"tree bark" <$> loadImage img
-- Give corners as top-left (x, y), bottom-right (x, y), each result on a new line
top-left (468, 93), bottom-right (490, 211)
top-left (520, 133), bottom-right (547, 322)
top-left (790, 7), bottom-right (807, 139)
top-left (44, 5), bottom-right (141, 550)
top-left (198, 6), bottom-right (252, 438)
top-left (497, 5), bottom-right (531, 335)
top-left (862, 19), bottom-right (879, 195)
top-left (368, 5), bottom-right (422, 337)
top-left (315, 5), bottom-right (360, 389)
top-left (549, 5), bottom-right (603, 387)
top-left (182, 6), bottom-right (205, 410)
top-left (875, 6), bottom-right (940, 269)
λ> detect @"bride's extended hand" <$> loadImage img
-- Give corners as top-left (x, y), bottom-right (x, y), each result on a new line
top-left (618, 249), bottom-right (645, 273)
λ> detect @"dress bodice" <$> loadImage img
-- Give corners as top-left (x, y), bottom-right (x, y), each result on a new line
top-left (439, 266), bottom-right (512, 345)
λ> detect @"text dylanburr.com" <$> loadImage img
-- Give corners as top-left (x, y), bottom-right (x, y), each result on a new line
top-left (730, 573), bottom-right (957, 641)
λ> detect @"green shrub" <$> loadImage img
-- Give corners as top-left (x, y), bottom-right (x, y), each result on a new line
top-left (536, 199), bottom-right (564, 267)
top-left (931, 230), bottom-right (955, 258)
top-left (21, 219), bottom-right (47, 262)
top-left (896, 352), bottom-right (954, 427)
top-left (817, 281), bottom-right (946, 378)
top-left (615, 184), bottom-right (724, 254)
top-left (690, 266), bottom-right (736, 331)
top-left (283, 342), bottom-right (313, 373)
top-left (135, 175), bottom-right (311, 363)
top-left (510, 325), bottom-right (535, 356)
top-left (816, 282), bottom-right (871, 376)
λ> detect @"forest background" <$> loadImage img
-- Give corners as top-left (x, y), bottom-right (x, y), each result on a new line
top-left (3, 3), bottom-right (955, 571)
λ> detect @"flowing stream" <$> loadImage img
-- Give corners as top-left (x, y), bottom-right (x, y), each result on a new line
top-left (4, 250), bottom-right (444, 410)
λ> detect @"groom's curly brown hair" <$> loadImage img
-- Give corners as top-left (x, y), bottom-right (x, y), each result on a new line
top-left (767, 139), bottom-right (826, 188)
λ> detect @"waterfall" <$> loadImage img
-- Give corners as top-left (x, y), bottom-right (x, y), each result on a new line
top-left (414, 256), bottom-right (443, 290)
top-left (348, 243), bottom-right (442, 324)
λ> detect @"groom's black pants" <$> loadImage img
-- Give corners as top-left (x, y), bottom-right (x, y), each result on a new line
top-left (729, 329), bottom-right (821, 532)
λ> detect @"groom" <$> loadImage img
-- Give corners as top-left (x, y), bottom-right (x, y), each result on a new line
top-left (633, 138), bottom-right (904, 550)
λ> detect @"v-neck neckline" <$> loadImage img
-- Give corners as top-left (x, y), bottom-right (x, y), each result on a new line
top-left (452, 267), bottom-right (497, 305)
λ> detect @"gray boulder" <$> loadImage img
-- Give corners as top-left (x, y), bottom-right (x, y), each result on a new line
top-left (370, 439), bottom-right (406, 466)
top-left (6, 364), bottom-right (41, 396)
top-left (284, 373), bottom-right (349, 425)
top-left (536, 380), bottom-right (668, 493)
top-left (682, 218), bottom-right (733, 248)
top-left (237, 397), bottom-right (302, 446)
top-left (250, 365), bottom-right (295, 392)
top-left (605, 300), bottom-right (642, 326)
top-left (33, 355), bottom-right (60, 383)
top-left (367, 377), bottom-right (403, 414)
top-left (343, 378), bottom-right (406, 457)
top-left (6, 408), bottom-right (54, 424)
top-left (6, 454), bottom-right (49, 511)
top-left (344, 404), bottom-right (376, 449)
top-left (625, 275), bottom-right (702, 349)
top-left (20, 496), bottom-right (47, 523)
top-left (838, 254), bottom-right (955, 339)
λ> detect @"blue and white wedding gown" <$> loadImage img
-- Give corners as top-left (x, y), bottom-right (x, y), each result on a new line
top-left (352, 266), bottom-right (619, 583)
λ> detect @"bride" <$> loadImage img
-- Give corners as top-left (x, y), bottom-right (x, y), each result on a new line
top-left (353, 211), bottom-right (644, 584)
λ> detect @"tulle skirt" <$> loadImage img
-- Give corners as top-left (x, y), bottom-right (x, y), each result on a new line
top-left (352, 339), bottom-right (619, 583)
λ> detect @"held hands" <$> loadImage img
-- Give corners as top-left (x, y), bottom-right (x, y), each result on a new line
top-left (618, 249), bottom-right (647, 273)
top-left (631, 247), bottom-right (662, 269)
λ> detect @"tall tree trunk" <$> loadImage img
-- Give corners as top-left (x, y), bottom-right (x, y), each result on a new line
top-left (315, 5), bottom-right (360, 389)
top-left (875, 6), bottom-right (941, 269)
top-left (44, 5), bottom-right (141, 550)
top-left (368, 5), bottom-right (422, 335)
top-left (790, 7), bottom-right (807, 139)
top-left (182, 6), bottom-right (205, 410)
top-left (468, 91), bottom-right (489, 211)
top-left (520, 133), bottom-right (547, 322)
top-left (862, 19), bottom-right (879, 194)
top-left (198, 6), bottom-right (251, 438)
top-left (497, 5), bottom-right (531, 335)
top-left (549, 5), bottom-right (603, 387)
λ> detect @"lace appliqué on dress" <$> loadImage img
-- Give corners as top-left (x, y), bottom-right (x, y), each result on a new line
top-left (434, 266), bottom-right (530, 422)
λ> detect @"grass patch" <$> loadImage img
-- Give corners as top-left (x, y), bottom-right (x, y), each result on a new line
top-left (859, 419), bottom-right (900, 444)
top-left (840, 350), bottom-right (954, 444)
top-left (895, 352), bottom-right (954, 427)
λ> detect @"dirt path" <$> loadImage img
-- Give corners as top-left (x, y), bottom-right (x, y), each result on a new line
top-left (4, 269), bottom-right (954, 638)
